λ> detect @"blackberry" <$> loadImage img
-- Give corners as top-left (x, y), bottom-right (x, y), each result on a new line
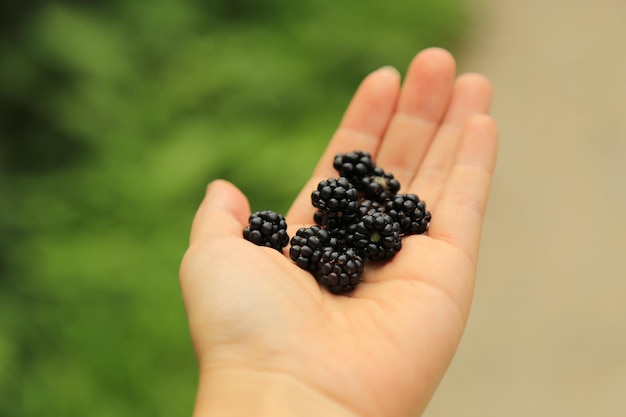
top-left (289, 225), bottom-right (337, 272)
top-left (311, 177), bottom-right (359, 227)
top-left (243, 210), bottom-right (289, 251)
top-left (352, 212), bottom-right (402, 261)
top-left (386, 194), bottom-right (431, 235)
top-left (317, 247), bottom-right (364, 294)
top-left (359, 168), bottom-right (401, 203)
top-left (333, 150), bottom-right (376, 186)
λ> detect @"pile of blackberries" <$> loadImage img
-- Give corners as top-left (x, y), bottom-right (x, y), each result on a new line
top-left (243, 150), bottom-right (431, 294)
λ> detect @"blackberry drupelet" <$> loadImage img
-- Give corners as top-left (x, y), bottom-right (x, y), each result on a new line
top-left (333, 150), bottom-right (376, 187)
top-left (360, 167), bottom-right (401, 203)
top-left (317, 247), bottom-right (364, 294)
top-left (243, 210), bottom-right (289, 251)
top-left (352, 211), bottom-right (402, 261)
top-left (289, 225), bottom-right (336, 272)
top-left (311, 177), bottom-right (359, 228)
top-left (386, 194), bottom-right (431, 235)
top-left (313, 209), bottom-right (325, 227)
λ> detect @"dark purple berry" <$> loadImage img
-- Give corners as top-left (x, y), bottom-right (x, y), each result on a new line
top-left (333, 150), bottom-right (376, 186)
top-left (243, 210), bottom-right (289, 251)
top-left (352, 212), bottom-right (402, 261)
top-left (386, 194), bottom-right (431, 235)
top-left (289, 225), bottom-right (337, 272)
top-left (317, 247), bottom-right (364, 294)
top-left (311, 177), bottom-right (359, 227)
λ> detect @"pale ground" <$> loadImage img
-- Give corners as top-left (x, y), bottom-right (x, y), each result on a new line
top-left (423, 0), bottom-right (626, 416)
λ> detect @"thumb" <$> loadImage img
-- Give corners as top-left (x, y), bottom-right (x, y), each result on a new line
top-left (189, 179), bottom-right (251, 245)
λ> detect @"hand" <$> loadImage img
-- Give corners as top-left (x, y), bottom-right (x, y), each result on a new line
top-left (179, 48), bottom-right (498, 417)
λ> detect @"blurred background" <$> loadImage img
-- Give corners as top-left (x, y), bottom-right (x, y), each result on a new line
top-left (2, 0), bottom-right (626, 416)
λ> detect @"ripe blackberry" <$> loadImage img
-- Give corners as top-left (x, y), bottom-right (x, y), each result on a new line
top-left (352, 212), bottom-right (402, 261)
top-left (386, 194), bottom-right (431, 235)
top-left (311, 177), bottom-right (359, 227)
top-left (333, 150), bottom-right (376, 186)
top-left (317, 247), bottom-right (364, 294)
top-left (243, 210), bottom-right (289, 251)
top-left (289, 225), bottom-right (338, 272)
top-left (360, 168), bottom-right (401, 203)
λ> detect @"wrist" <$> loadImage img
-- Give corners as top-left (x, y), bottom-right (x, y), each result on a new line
top-left (193, 366), bottom-right (361, 417)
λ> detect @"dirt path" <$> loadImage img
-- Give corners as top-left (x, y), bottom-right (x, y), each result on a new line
top-left (424, 1), bottom-right (626, 416)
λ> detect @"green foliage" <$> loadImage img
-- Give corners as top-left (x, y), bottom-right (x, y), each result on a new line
top-left (0, 0), bottom-right (469, 415)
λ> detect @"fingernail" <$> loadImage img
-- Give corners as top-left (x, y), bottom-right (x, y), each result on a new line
top-left (376, 65), bottom-right (400, 76)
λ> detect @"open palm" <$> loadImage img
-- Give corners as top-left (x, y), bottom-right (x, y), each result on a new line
top-left (180, 48), bottom-right (498, 417)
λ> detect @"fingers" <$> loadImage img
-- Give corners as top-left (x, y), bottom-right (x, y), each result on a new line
top-left (409, 73), bottom-right (493, 203)
top-left (427, 115), bottom-right (499, 265)
top-left (287, 66), bottom-right (401, 225)
top-left (189, 180), bottom-right (251, 245)
top-left (375, 48), bottom-right (457, 185)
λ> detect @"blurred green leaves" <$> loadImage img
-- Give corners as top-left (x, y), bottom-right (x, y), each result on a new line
top-left (0, 0), bottom-right (470, 415)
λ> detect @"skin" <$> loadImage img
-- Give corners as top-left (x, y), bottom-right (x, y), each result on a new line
top-left (179, 48), bottom-right (499, 417)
